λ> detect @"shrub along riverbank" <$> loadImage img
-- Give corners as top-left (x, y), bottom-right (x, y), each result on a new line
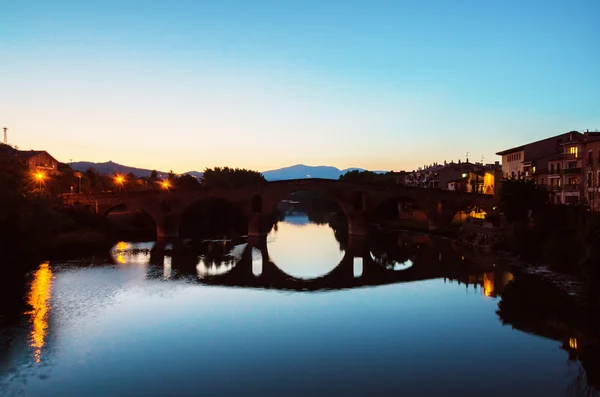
top-left (493, 179), bottom-right (600, 302)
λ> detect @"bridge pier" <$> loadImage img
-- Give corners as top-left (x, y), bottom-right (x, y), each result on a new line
top-left (248, 213), bottom-right (271, 238)
top-left (156, 214), bottom-right (180, 240)
top-left (347, 211), bottom-right (368, 237)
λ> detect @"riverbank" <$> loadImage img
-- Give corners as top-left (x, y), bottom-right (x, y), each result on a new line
top-left (374, 220), bottom-right (600, 312)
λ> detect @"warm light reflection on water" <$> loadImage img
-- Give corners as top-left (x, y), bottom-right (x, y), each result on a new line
top-left (570, 338), bottom-right (578, 350)
top-left (483, 272), bottom-right (495, 297)
top-left (110, 241), bottom-right (152, 265)
top-left (25, 262), bottom-right (53, 363)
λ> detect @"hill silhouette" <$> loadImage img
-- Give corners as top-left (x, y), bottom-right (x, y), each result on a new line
top-left (69, 161), bottom-right (386, 181)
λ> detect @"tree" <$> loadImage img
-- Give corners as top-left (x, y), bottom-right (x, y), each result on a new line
top-left (201, 167), bottom-right (266, 188)
top-left (126, 172), bottom-right (136, 182)
top-left (339, 170), bottom-right (395, 184)
top-left (175, 174), bottom-right (200, 189)
top-left (499, 179), bottom-right (550, 223)
top-left (150, 170), bottom-right (158, 181)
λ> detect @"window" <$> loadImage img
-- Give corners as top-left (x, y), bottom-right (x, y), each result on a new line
top-left (550, 164), bottom-right (555, 173)
top-left (588, 151), bottom-right (593, 165)
top-left (569, 146), bottom-right (579, 158)
top-left (566, 196), bottom-right (579, 204)
top-left (588, 172), bottom-right (593, 187)
top-left (569, 161), bottom-right (577, 169)
top-left (550, 178), bottom-right (554, 188)
top-left (557, 163), bottom-right (561, 172)
top-left (540, 177), bottom-right (545, 185)
top-left (532, 166), bottom-right (536, 173)
top-left (588, 192), bottom-right (593, 203)
top-left (558, 178), bottom-right (562, 187)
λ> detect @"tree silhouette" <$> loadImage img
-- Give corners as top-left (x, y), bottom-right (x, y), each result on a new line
top-left (201, 167), bottom-right (266, 188)
top-left (175, 174), bottom-right (200, 189)
top-left (339, 170), bottom-right (395, 184)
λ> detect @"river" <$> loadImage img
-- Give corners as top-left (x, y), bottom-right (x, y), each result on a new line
top-left (1, 212), bottom-right (598, 396)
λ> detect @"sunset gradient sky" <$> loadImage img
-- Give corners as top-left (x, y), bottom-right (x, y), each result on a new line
top-left (2, 0), bottom-right (599, 173)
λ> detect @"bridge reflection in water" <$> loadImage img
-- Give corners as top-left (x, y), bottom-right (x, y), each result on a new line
top-left (111, 231), bottom-right (510, 294)
top-left (109, 236), bottom-right (600, 393)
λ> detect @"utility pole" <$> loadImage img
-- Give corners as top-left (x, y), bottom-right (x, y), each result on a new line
top-left (3, 127), bottom-right (7, 145)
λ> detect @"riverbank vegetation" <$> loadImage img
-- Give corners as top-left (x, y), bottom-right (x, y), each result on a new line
top-left (497, 179), bottom-right (600, 299)
top-left (0, 145), bottom-right (126, 275)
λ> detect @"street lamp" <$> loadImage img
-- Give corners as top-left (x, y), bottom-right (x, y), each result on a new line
top-left (34, 171), bottom-right (46, 193)
top-left (114, 175), bottom-right (125, 192)
top-left (160, 180), bottom-right (171, 190)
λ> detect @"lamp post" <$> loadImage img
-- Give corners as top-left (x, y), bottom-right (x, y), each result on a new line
top-left (73, 171), bottom-right (83, 193)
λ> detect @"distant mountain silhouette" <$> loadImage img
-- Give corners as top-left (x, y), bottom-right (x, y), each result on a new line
top-left (69, 161), bottom-right (385, 181)
top-left (69, 161), bottom-right (175, 179)
top-left (262, 164), bottom-right (385, 180)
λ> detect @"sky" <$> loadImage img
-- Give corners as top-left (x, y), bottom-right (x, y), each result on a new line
top-left (2, 0), bottom-right (599, 173)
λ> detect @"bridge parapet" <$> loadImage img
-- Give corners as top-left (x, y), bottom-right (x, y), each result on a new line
top-left (63, 179), bottom-right (495, 239)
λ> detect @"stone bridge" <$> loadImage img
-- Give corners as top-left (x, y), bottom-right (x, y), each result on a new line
top-left (65, 179), bottom-right (495, 239)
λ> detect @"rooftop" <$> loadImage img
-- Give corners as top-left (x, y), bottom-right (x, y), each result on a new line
top-left (495, 131), bottom-right (580, 156)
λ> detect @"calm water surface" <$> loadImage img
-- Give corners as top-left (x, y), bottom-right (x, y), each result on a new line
top-left (0, 214), bottom-right (597, 396)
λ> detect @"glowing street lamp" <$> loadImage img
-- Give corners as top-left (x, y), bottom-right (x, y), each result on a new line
top-left (33, 171), bottom-right (46, 192)
top-left (114, 175), bottom-right (125, 191)
top-left (160, 180), bottom-right (171, 190)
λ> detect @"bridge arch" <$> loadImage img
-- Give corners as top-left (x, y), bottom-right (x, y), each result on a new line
top-left (179, 197), bottom-right (249, 240)
top-left (102, 203), bottom-right (158, 239)
top-left (251, 186), bottom-right (355, 237)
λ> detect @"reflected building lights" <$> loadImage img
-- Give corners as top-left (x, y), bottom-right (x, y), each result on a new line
top-left (483, 272), bottom-right (495, 297)
top-left (25, 262), bottom-right (53, 363)
top-left (570, 338), bottom-right (578, 350)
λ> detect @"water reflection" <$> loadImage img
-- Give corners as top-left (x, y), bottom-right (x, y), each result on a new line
top-left (25, 262), bottom-right (52, 363)
top-left (111, 241), bottom-right (153, 265)
top-left (268, 216), bottom-right (342, 280)
top-left (497, 272), bottom-right (600, 395)
top-left (3, 212), bottom-right (600, 397)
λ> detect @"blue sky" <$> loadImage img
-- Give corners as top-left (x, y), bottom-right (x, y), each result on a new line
top-left (2, 0), bottom-right (599, 172)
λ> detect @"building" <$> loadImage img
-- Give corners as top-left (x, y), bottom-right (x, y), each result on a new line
top-left (544, 131), bottom-right (600, 208)
top-left (498, 130), bottom-right (600, 210)
top-left (15, 150), bottom-right (60, 176)
top-left (388, 171), bottom-right (409, 185)
top-left (404, 159), bottom-right (501, 195)
top-left (496, 131), bottom-right (579, 180)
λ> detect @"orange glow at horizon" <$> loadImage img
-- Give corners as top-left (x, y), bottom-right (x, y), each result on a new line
top-left (26, 262), bottom-right (53, 363)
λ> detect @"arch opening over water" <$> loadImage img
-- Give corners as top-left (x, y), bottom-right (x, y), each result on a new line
top-left (267, 190), bottom-right (347, 280)
top-left (179, 197), bottom-right (248, 240)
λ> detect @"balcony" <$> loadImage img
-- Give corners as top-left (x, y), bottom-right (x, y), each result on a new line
top-left (563, 184), bottom-right (580, 192)
top-left (563, 167), bottom-right (582, 175)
